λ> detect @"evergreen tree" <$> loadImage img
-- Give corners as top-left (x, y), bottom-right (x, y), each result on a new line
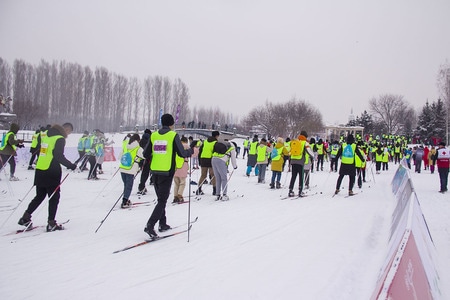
top-left (416, 101), bottom-right (433, 139)
top-left (430, 98), bottom-right (447, 140)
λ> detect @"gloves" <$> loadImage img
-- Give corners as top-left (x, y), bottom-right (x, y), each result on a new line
top-left (17, 144), bottom-right (25, 148)
top-left (69, 164), bottom-right (77, 171)
top-left (234, 166), bottom-right (238, 170)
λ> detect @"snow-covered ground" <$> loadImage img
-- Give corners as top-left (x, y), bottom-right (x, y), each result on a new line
top-left (0, 133), bottom-right (449, 299)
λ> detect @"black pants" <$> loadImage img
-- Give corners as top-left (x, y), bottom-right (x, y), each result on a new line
top-left (289, 164), bottom-right (304, 193)
top-left (316, 154), bottom-right (324, 170)
top-left (438, 168), bottom-right (449, 191)
top-left (29, 147), bottom-right (39, 166)
top-left (146, 173), bottom-right (173, 228)
top-left (87, 155), bottom-right (98, 178)
top-left (138, 159), bottom-right (151, 191)
top-left (26, 185), bottom-right (60, 221)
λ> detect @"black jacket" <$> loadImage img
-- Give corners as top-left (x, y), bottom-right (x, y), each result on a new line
top-left (34, 125), bottom-right (76, 187)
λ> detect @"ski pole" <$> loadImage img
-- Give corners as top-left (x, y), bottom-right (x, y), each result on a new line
top-left (220, 168), bottom-right (235, 197)
top-left (0, 154), bottom-right (13, 174)
top-left (0, 184), bottom-right (35, 229)
top-left (187, 158), bottom-right (192, 242)
top-left (22, 173), bottom-right (70, 232)
top-left (95, 170), bottom-right (140, 233)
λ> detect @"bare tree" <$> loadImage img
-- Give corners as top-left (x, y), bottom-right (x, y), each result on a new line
top-left (369, 94), bottom-right (413, 134)
top-left (0, 58), bottom-right (13, 98)
top-left (244, 97), bottom-right (324, 139)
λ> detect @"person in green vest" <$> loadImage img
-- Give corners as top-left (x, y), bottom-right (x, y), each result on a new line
top-left (315, 138), bottom-right (325, 171)
top-left (0, 123), bottom-right (25, 181)
top-left (196, 131), bottom-right (220, 195)
top-left (256, 138), bottom-right (272, 184)
top-left (270, 137), bottom-right (290, 189)
top-left (329, 140), bottom-right (340, 172)
top-left (288, 131), bottom-right (314, 197)
top-left (334, 134), bottom-right (365, 196)
top-left (74, 130), bottom-right (89, 169)
top-left (18, 123), bottom-right (77, 231)
top-left (242, 137), bottom-right (250, 159)
top-left (374, 144), bottom-right (384, 174)
top-left (246, 135), bottom-right (260, 177)
top-left (27, 129), bottom-right (41, 170)
top-left (143, 114), bottom-right (194, 239)
top-left (119, 133), bottom-right (143, 208)
top-left (211, 139), bottom-right (238, 200)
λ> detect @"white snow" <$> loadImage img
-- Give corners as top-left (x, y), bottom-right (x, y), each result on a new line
top-left (0, 133), bottom-right (449, 300)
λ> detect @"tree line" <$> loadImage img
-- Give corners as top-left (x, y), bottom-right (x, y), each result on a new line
top-left (1, 57), bottom-right (449, 143)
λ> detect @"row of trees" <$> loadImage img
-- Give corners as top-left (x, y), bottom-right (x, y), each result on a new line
top-left (0, 58), bottom-right (194, 132)
top-left (1, 57), bottom-right (449, 142)
top-left (347, 62), bottom-right (450, 144)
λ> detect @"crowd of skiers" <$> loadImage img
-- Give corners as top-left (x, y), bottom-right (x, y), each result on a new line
top-left (2, 117), bottom-right (449, 237)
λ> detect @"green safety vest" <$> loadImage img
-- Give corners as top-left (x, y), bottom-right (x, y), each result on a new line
top-left (200, 140), bottom-right (216, 159)
top-left (257, 145), bottom-right (268, 162)
top-left (36, 135), bottom-right (63, 170)
top-left (340, 143), bottom-right (356, 165)
top-left (0, 132), bottom-right (16, 151)
top-left (249, 141), bottom-right (258, 155)
top-left (150, 131), bottom-right (177, 172)
top-left (316, 144), bottom-right (324, 155)
top-left (30, 132), bottom-right (39, 148)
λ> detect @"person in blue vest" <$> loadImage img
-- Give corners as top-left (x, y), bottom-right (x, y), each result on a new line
top-left (18, 123), bottom-right (77, 231)
top-left (334, 134), bottom-right (366, 196)
top-left (0, 123), bottom-right (25, 181)
top-left (143, 114), bottom-right (194, 239)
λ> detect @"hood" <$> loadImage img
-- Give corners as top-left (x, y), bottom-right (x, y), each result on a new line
top-left (10, 123), bottom-right (19, 134)
top-left (49, 124), bottom-right (68, 138)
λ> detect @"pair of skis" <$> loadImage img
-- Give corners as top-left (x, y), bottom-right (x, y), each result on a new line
top-left (113, 217), bottom-right (198, 254)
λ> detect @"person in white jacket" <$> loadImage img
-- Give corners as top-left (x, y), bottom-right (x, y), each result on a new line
top-left (119, 134), bottom-right (144, 208)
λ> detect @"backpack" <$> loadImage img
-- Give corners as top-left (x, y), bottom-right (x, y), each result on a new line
top-left (290, 140), bottom-right (303, 156)
top-left (213, 142), bottom-right (228, 155)
top-left (120, 152), bottom-right (133, 168)
top-left (271, 147), bottom-right (281, 160)
top-left (342, 144), bottom-right (354, 158)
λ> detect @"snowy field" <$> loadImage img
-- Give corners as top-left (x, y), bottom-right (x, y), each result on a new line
top-left (0, 133), bottom-right (449, 299)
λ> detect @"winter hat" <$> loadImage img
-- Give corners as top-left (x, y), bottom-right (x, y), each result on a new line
top-left (439, 142), bottom-right (446, 147)
top-left (277, 137), bottom-right (284, 144)
top-left (346, 134), bottom-right (355, 144)
top-left (161, 114), bottom-right (175, 126)
top-left (10, 123), bottom-right (19, 134)
top-left (212, 131), bottom-right (220, 137)
top-left (300, 130), bottom-right (308, 137)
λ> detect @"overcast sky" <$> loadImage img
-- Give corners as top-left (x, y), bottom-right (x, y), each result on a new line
top-left (1, 0), bottom-right (449, 125)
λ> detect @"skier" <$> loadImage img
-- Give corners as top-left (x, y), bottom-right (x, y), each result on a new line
top-left (0, 123), bottom-right (25, 181)
top-left (196, 131), bottom-right (220, 196)
top-left (269, 137), bottom-right (289, 189)
top-left (143, 114), bottom-right (194, 239)
top-left (18, 123), bottom-right (77, 231)
top-left (211, 139), bottom-right (238, 200)
top-left (334, 134), bottom-right (365, 196)
top-left (288, 131), bottom-right (314, 197)
top-left (119, 134), bottom-right (143, 208)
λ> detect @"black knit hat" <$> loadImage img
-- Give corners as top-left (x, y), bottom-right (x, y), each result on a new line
top-left (161, 114), bottom-right (175, 126)
top-left (212, 131), bottom-right (220, 137)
